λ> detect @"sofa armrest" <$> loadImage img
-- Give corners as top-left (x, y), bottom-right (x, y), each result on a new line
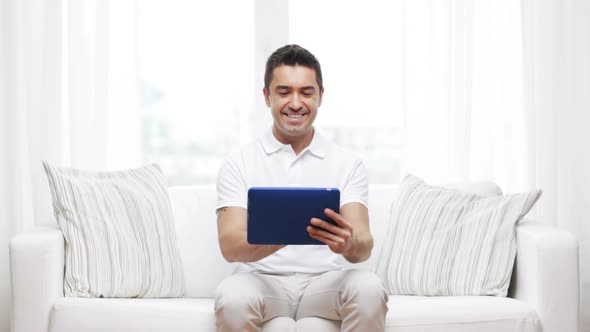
top-left (10, 227), bottom-right (65, 332)
top-left (509, 221), bottom-right (579, 332)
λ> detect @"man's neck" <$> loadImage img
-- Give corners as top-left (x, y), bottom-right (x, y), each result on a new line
top-left (273, 127), bottom-right (314, 156)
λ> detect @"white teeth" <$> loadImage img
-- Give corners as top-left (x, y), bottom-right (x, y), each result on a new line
top-left (287, 114), bottom-right (304, 118)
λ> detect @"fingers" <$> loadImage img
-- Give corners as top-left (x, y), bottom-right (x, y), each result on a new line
top-left (307, 225), bottom-right (344, 243)
top-left (308, 210), bottom-right (354, 254)
top-left (324, 208), bottom-right (352, 229)
top-left (307, 226), bottom-right (345, 249)
top-left (309, 218), bottom-right (350, 238)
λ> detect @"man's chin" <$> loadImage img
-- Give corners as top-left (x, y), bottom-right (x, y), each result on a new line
top-left (285, 125), bottom-right (313, 135)
top-left (275, 125), bottom-right (313, 139)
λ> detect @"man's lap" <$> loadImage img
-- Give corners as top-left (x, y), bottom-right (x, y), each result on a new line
top-left (215, 269), bottom-right (385, 321)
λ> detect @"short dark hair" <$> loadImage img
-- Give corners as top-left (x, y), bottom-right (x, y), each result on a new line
top-left (264, 44), bottom-right (323, 90)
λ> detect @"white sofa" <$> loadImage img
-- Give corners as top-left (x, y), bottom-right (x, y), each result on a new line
top-left (10, 185), bottom-right (580, 332)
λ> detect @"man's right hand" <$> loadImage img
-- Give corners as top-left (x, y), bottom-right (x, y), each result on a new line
top-left (216, 206), bottom-right (285, 262)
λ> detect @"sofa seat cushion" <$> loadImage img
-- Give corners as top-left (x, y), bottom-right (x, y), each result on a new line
top-left (386, 296), bottom-right (541, 331)
top-left (49, 295), bottom-right (541, 332)
top-left (50, 298), bottom-right (216, 332)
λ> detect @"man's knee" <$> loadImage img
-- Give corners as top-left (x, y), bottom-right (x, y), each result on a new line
top-left (215, 274), bottom-right (262, 315)
top-left (215, 274), bottom-right (266, 331)
top-left (215, 273), bottom-right (294, 331)
top-left (342, 270), bottom-right (389, 312)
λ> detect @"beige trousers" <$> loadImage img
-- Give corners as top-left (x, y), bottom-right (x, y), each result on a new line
top-left (214, 269), bottom-right (389, 332)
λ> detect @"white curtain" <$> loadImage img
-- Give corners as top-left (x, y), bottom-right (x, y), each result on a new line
top-left (1, 1), bottom-right (64, 330)
top-left (401, 0), bottom-right (530, 191)
top-left (400, 0), bottom-right (590, 329)
top-left (522, 0), bottom-right (590, 328)
top-left (0, 0), bottom-right (140, 330)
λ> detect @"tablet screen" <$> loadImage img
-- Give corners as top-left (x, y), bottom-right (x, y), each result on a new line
top-left (247, 187), bottom-right (340, 245)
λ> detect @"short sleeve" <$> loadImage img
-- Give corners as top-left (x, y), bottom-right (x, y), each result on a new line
top-left (340, 159), bottom-right (369, 208)
top-left (216, 153), bottom-right (247, 210)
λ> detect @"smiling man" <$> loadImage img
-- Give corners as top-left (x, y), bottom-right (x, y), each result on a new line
top-left (214, 44), bottom-right (388, 332)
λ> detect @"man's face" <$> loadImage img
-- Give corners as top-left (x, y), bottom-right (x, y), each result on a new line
top-left (264, 65), bottom-right (323, 143)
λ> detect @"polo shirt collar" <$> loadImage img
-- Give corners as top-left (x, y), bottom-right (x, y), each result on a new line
top-left (261, 127), bottom-right (326, 158)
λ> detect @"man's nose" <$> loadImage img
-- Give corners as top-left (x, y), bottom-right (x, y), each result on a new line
top-left (289, 94), bottom-right (303, 111)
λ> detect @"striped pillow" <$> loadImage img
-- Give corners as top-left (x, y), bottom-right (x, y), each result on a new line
top-left (43, 161), bottom-right (185, 298)
top-left (375, 174), bottom-right (542, 296)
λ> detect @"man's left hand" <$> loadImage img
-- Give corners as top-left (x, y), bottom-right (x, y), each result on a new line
top-left (307, 208), bottom-right (354, 256)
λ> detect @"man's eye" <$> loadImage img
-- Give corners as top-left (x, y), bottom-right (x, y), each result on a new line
top-left (278, 92), bottom-right (289, 96)
top-left (303, 93), bottom-right (312, 97)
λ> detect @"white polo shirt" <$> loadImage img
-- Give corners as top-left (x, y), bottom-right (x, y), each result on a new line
top-left (216, 127), bottom-right (369, 274)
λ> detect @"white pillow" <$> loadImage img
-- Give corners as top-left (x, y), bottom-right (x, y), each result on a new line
top-left (43, 161), bottom-right (185, 298)
top-left (375, 174), bottom-right (541, 296)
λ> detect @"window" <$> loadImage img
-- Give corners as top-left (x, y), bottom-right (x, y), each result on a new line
top-left (139, 0), bottom-right (401, 185)
top-left (138, 0), bottom-right (254, 184)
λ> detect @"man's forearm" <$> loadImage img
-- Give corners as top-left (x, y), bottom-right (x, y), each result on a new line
top-left (217, 206), bottom-right (285, 263)
top-left (220, 231), bottom-right (284, 263)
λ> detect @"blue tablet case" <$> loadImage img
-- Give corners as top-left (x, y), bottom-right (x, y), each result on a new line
top-left (247, 187), bottom-right (340, 245)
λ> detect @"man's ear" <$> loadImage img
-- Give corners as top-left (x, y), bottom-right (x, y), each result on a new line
top-left (263, 87), bottom-right (271, 107)
top-left (318, 87), bottom-right (324, 107)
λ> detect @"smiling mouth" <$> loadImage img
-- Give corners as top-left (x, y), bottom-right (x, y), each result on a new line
top-left (284, 113), bottom-right (308, 118)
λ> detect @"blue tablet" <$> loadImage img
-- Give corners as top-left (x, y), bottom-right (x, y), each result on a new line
top-left (247, 187), bottom-right (340, 245)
